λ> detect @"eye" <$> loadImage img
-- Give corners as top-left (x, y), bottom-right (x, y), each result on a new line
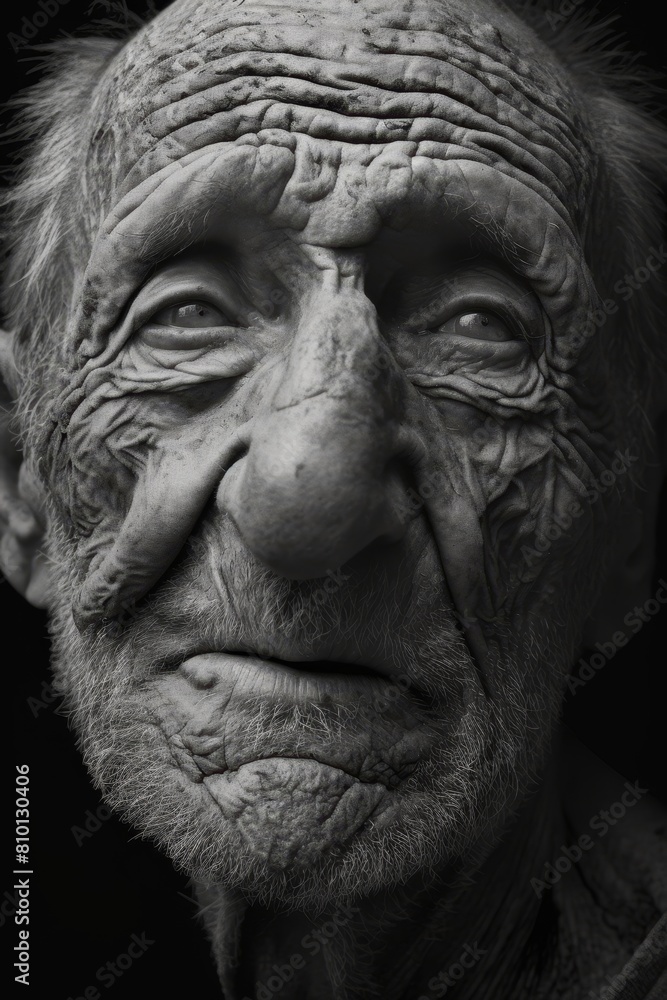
top-left (150, 300), bottom-right (233, 328)
top-left (431, 310), bottom-right (515, 342)
top-left (137, 299), bottom-right (239, 349)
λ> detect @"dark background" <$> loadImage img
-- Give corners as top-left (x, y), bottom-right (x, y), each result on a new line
top-left (3, 2), bottom-right (666, 998)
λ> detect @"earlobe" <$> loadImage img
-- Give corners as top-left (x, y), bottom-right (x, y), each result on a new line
top-left (0, 329), bottom-right (51, 609)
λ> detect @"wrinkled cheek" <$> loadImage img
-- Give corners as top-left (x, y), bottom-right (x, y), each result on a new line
top-left (484, 481), bottom-right (606, 706)
top-left (202, 759), bottom-right (389, 869)
top-left (53, 395), bottom-right (145, 569)
top-left (415, 409), bottom-right (608, 703)
top-left (434, 420), bottom-right (603, 624)
top-left (54, 388), bottom-right (241, 626)
top-left (483, 461), bottom-right (601, 620)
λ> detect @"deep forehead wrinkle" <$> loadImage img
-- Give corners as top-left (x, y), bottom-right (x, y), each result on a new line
top-left (90, 0), bottom-right (596, 233)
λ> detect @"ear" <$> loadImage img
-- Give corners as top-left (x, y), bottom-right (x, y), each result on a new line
top-left (0, 329), bottom-right (52, 608)
top-left (582, 418), bottom-right (667, 646)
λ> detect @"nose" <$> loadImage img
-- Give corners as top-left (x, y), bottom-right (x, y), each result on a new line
top-left (221, 272), bottom-right (420, 579)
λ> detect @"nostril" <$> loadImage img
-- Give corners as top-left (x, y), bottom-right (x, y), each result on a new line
top-left (215, 424), bottom-right (252, 513)
top-left (222, 438), bottom-right (249, 475)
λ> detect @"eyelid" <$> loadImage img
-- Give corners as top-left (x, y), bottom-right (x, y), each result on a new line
top-left (419, 285), bottom-right (542, 344)
top-left (150, 301), bottom-right (230, 328)
top-left (431, 293), bottom-right (530, 338)
top-left (129, 274), bottom-right (246, 335)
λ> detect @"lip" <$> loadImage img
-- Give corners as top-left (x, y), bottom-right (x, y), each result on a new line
top-left (178, 651), bottom-right (398, 704)
top-left (227, 649), bottom-right (380, 676)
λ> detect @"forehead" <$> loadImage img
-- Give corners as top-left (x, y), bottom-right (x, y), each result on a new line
top-left (92, 0), bottom-right (593, 227)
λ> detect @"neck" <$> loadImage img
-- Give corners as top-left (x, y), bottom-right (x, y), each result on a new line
top-left (194, 757), bottom-right (566, 999)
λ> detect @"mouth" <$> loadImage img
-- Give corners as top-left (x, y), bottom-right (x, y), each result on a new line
top-left (151, 637), bottom-right (438, 711)
top-left (224, 650), bottom-right (381, 678)
top-left (161, 647), bottom-right (415, 710)
top-left (152, 649), bottom-right (433, 787)
top-left (157, 644), bottom-right (390, 681)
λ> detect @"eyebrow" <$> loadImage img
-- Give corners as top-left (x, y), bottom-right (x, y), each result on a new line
top-left (74, 140), bottom-right (594, 367)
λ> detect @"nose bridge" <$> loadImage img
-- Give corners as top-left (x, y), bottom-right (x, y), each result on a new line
top-left (222, 255), bottom-right (411, 579)
top-left (273, 254), bottom-right (390, 412)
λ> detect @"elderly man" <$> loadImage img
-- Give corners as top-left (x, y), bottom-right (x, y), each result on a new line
top-left (2, 0), bottom-right (666, 996)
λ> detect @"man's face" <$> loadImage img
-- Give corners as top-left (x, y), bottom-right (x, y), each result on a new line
top-left (36, 0), bottom-right (627, 908)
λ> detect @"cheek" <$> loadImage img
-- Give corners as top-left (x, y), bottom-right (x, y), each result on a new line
top-left (418, 398), bottom-right (615, 666)
top-left (57, 395), bottom-right (148, 553)
top-left (481, 421), bottom-right (601, 604)
top-left (54, 383), bottom-right (246, 625)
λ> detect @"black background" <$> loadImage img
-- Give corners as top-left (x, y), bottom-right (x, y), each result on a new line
top-left (3, 2), bottom-right (666, 998)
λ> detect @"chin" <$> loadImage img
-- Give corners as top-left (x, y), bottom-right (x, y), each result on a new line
top-left (75, 731), bottom-right (523, 911)
top-left (52, 652), bottom-right (559, 912)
